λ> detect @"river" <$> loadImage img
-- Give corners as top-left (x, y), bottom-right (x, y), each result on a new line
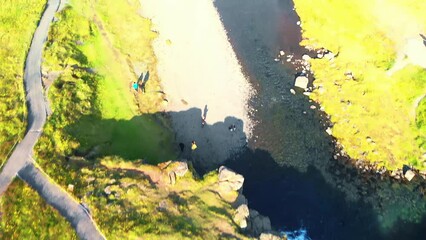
top-left (214, 0), bottom-right (426, 239)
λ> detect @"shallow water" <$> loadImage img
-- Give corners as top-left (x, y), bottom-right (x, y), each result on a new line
top-left (215, 0), bottom-right (426, 239)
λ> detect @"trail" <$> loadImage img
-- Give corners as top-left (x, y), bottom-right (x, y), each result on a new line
top-left (0, 0), bottom-right (105, 238)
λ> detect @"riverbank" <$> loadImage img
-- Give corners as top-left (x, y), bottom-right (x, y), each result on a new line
top-left (139, 0), bottom-right (254, 169)
top-left (293, 0), bottom-right (426, 170)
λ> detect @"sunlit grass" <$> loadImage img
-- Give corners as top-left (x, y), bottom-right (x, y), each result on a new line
top-left (0, 0), bottom-right (46, 164)
top-left (294, 0), bottom-right (426, 169)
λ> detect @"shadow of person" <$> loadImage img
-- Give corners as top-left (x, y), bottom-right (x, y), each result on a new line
top-left (420, 33), bottom-right (426, 46)
top-left (203, 104), bottom-right (208, 119)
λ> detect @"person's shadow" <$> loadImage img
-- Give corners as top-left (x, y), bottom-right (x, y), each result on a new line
top-left (420, 33), bottom-right (426, 46)
top-left (203, 105), bottom-right (208, 119)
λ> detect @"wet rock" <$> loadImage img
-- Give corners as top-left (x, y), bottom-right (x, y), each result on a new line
top-left (326, 127), bottom-right (333, 135)
top-left (218, 166), bottom-right (244, 192)
top-left (294, 75), bottom-right (309, 90)
top-left (279, 50), bottom-right (285, 56)
top-left (290, 89), bottom-right (296, 95)
top-left (233, 204), bottom-right (250, 229)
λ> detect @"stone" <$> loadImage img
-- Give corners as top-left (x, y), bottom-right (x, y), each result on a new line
top-left (104, 186), bottom-right (111, 195)
top-left (67, 184), bottom-right (74, 192)
top-left (404, 170), bottom-right (415, 181)
top-left (317, 53), bottom-right (324, 59)
top-left (294, 76), bottom-right (309, 90)
top-left (169, 171), bottom-right (176, 185)
top-left (324, 52), bottom-right (335, 60)
top-left (310, 105), bottom-right (316, 109)
top-left (233, 204), bottom-right (250, 229)
top-left (279, 50), bottom-right (285, 56)
top-left (296, 21), bottom-right (301, 25)
top-left (259, 233), bottom-right (283, 240)
top-left (326, 127), bottom-right (333, 135)
top-left (302, 54), bottom-right (311, 61)
top-left (172, 161), bottom-right (189, 177)
top-left (218, 166), bottom-right (244, 192)
top-left (232, 193), bottom-right (248, 208)
top-left (290, 89), bottom-right (296, 95)
top-left (248, 209), bottom-right (272, 236)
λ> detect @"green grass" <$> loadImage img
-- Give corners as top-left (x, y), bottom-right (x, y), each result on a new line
top-left (1, 1), bottom-right (247, 238)
top-left (294, 0), bottom-right (426, 169)
top-left (0, 0), bottom-right (46, 164)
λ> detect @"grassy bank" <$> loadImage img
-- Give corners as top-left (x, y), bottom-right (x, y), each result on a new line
top-left (0, 0), bottom-right (46, 165)
top-left (1, 0), bottom-right (247, 238)
top-left (294, 0), bottom-right (426, 169)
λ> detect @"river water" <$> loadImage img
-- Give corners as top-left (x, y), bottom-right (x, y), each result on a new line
top-left (215, 0), bottom-right (426, 239)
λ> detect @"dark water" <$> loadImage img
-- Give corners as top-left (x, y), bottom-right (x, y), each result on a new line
top-left (214, 0), bottom-right (426, 239)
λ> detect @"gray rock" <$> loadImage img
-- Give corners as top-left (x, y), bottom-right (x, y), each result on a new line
top-left (248, 209), bottom-right (272, 236)
top-left (173, 161), bottom-right (188, 177)
top-left (218, 166), bottom-right (244, 192)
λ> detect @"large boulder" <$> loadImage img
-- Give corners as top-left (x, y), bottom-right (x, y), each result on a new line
top-left (233, 204), bottom-right (250, 229)
top-left (160, 160), bottom-right (189, 177)
top-left (294, 76), bottom-right (309, 90)
top-left (218, 166), bottom-right (244, 192)
top-left (247, 209), bottom-right (272, 236)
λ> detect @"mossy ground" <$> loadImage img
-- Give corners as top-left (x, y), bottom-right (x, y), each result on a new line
top-left (294, 0), bottom-right (426, 169)
top-left (1, 0), bottom-right (246, 238)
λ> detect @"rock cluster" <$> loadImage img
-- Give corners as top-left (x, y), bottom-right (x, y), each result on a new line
top-left (215, 166), bottom-right (283, 239)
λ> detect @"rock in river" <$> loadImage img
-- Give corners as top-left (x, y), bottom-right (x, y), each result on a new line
top-left (294, 75), bottom-right (309, 90)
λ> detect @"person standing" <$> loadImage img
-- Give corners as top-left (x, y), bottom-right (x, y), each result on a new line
top-left (132, 82), bottom-right (138, 92)
top-left (191, 140), bottom-right (197, 151)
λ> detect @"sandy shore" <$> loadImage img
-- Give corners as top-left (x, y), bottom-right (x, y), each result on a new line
top-left (139, 0), bottom-right (253, 168)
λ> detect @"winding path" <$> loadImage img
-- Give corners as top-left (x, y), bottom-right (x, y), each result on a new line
top-left (0, 0), bottom-right (105, 239)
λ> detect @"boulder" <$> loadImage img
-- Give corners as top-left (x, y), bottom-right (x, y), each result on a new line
top-left (248, 209), bottom-right (272, 236)
top-left (259, 233), bottom-right (284, 240)
top-left (294, 76), bottom-right (309, 90)
top-left (232, 193), bottom-right (248, 208)
top-left (233, 204), bottom-right (250, 229)
top-left (161, 161), bottom-right (189, 177)
top-left (404, 170), bottom-right (415, 181)
top-left (172, 161), bottom-right (189, 177)
top-left (67, 184), bottom-right (74, 192)
top-left (218, 166), bottom-right (244, 192)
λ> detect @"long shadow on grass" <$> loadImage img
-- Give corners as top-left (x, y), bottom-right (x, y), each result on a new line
top-left (64, 108), bottom-right (247, 167)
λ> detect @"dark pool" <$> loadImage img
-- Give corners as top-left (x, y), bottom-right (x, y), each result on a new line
top-left (215, 0), bottom-right (426, 239)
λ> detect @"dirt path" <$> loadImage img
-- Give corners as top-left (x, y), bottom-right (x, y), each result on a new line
top-left (0, 0), bottom-right (105, 238)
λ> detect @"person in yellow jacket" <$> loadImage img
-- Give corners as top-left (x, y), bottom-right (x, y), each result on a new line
top-left (191, 140), bottom-right (197, 151)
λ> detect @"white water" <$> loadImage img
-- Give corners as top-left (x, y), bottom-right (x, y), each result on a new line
top-left (283, 228), bottom-right (311, 240)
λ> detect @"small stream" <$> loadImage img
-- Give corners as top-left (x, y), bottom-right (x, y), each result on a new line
top-left (215, 0), bottom-right (426, 239)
